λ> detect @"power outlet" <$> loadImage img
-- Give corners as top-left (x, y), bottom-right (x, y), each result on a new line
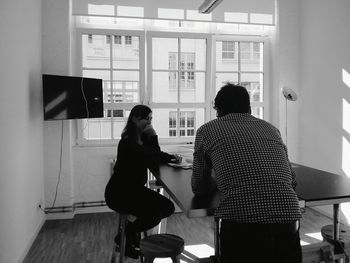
top-left (37, 200), bottom-right (44, 211)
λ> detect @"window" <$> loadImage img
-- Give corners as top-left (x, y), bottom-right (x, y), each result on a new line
top-left (78, 31), bottom-right (143, 142)
top-left (180, 111), bottom-right (195, 137)
top-left (168, 111), bottom-right (195, 137)
top-left (114, 35), bottom-right (122, 45)
top-left (125, 36), bottom-right (132, 45)
top-left (76, 29), bottom-right (267, 144)
top-left (150, 35), bottom-right (207, 143)
top-left (222, 41), bottom-right (235, 59)
top-left (215, 40), bottom-right (266, 119)
top-left (169, 52), bottom-right (195, 90)
top-left (107, 109), bottom-right (124, 117)
top-left (106, 35), bottom-right (111, 44)
top-left (169, 112), bottom-right (177, 137)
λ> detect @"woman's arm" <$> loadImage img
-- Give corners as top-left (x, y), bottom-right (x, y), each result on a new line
top-left (142, 125), bottom-right (180, 164)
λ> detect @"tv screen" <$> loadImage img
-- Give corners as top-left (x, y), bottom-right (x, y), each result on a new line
top-left (42, 74), bottom-right (104, 121)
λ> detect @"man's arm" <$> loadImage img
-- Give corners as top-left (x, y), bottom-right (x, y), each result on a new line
top-left (191, 127), bottom-right (216, 195)
top-left (290, 164), bottom-right (297, 190)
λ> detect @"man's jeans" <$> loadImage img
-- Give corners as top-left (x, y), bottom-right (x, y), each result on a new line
top-left (220, 220), bottom-right (302, 263)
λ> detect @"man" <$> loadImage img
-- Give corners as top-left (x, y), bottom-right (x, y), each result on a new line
top-left (191, 83), bottom-right (302, 263)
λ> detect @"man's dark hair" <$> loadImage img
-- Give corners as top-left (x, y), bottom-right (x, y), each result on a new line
top-left (214, 83), bottom-right (251, 116)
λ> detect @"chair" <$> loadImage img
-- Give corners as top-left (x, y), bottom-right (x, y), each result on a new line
top-left (321, 224), bottom-right (350, 244)
top-left (139, 234), bottom-right (185, 263)
top-left (147, 169), bottom-right (163, 193)
top-left (321, 224), bottom-right (350, 262)
top-left (301, 239), bottom-right (350, 263)
top-left (302, 242), bottom-right (335, 263)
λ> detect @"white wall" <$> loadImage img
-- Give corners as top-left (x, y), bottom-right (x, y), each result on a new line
top-left (42, 0), bottom-right (76, 214)
top-left (41, 0), bottom-right (350, 225)
top-left (272, 0), bottom-right (301, 162)
top-left (0, 0), bottom-right (45, 262)
top-left (3, 0), bottom-right (350, 261)
top-left (299, 0), bottom-right (350, 173)
top-left (298, 0), bottom-right (350, 222)
top-left (41, 0), bottom-right (304, 219)
top-left (42, 0), bottom-right (116, 216)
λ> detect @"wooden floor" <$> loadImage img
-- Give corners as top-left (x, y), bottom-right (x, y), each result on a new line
top-left (22, 208), bottom-right (333, 263)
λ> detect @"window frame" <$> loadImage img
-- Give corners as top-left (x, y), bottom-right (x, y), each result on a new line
top-left (75, 28), bottom-right (146, 145)
top-left (74, 29), bottom-right (269, 146)
top-left (146, 31), bottom-right (213, 145)
top-left (213, 35), bottom-right (270, 122)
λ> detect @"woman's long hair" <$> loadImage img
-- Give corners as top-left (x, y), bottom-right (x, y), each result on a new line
top-left (121, 105), bottom-right (152, 140)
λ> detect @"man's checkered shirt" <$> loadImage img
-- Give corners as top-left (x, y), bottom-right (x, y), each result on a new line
top-left (191, 113), bottom-right (302, 223)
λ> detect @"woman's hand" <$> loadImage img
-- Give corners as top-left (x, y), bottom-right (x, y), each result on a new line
top-left (143, 124), bottom-right (157, 137)
top-left (171, 154), bottom-right (183, 164)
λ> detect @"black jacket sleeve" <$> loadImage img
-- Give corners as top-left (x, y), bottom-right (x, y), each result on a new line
top-left (142, 134), bottom-right (175, 164)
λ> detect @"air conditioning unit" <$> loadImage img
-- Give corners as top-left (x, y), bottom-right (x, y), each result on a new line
top-left (198, 0), bottom-right (223, 14)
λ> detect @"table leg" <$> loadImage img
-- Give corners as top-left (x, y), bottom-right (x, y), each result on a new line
top-left (333, 204), bottom-right (343, 263)
top-left (334, 203), bottom-right (340, 240)
top-left (214, 218), bottom-right (221, 262)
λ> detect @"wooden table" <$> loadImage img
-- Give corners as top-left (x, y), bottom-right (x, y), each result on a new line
top-left (152, 145), bottom-right (350, 260)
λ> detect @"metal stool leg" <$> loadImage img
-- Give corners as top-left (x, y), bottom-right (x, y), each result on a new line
top-left (119, 214), bottom-right (128, 263)
top-left (144, 256), bottom-right (155, 263)
top-left (171, 255), bottom-right (180, 263)
top-left (113, 213), bottom-right (147, 263)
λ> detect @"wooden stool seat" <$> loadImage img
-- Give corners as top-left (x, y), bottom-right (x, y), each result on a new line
top-left (321, 224), bottom-right (350, 262)
top-left (140, 234), bottom-right (184, 263)
top-left (321, 224), bottom-right (350, 243)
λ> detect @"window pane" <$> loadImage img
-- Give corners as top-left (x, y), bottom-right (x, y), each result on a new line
top-left (180, 112), bottom-right (186, 128)
top-left (152, 72), bottom-right (178, 103)
top-left (180, 72), bottom-right (205, 103)
top-left (240, 73), bottom-right (263, 102)
top-left (112, 36), bottom-right (139, 69)
top-left (112, 71), bottom-right (139, 103)
top-left (113, 118), bottom-right (128, 139)
top-left (216, 41), bottom-right (238, 71)
top-left (110, 110), bottom-right (130, 139)
top-left (169, 111), bottom-right (177, 128)
top-left (215, 73), bottom-right (238, 94)
top-left (82, 34), bottom-right (110, 68)
top-left (82, 111), bottom-right (112, 139)
top-left (240, 42), bottom-right (263, 72)
top-left (82, 70), bottom-right (110, 103)
top-left (153, 38), bottom-right (178, 70)
top-left (114, 35), bottom-right (122, 45)
top-left (152, 108), bottom-right (205, 138)
top-left (251, 107), bottom-right (264, 119)
top-left (181, 39), bottom-right (206, 71)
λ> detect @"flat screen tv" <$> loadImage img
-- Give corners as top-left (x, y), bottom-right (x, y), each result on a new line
top-left (43, 74), bottom-right (104, 121)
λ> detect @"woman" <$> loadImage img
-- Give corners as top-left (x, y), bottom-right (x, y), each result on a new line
top-left (105, 105), bottom-right (180, 259)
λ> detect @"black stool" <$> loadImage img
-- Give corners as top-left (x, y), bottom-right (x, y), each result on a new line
top-left (321, 224), bottom-right (350, 263)
top-left (140, 234), bottom-right (184, 263)
top-left (321, 224), bottom-right (350, 244)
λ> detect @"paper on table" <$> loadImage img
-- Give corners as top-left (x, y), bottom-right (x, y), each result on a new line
top-left (168, 158), bottom-right (193, 169)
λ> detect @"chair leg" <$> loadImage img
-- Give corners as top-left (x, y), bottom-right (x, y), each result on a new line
top-left (119, 215), bottom-right (127, 263)
top-left (111, 249), bottom-right (116, 263)
top-left (144, 257), bottom-right (154, 263)
top-left (171, 255), bottom-right (181, 263)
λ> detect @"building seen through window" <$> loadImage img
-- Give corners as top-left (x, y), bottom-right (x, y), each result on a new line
top-left (77, 26), bottom-right (266, 143)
